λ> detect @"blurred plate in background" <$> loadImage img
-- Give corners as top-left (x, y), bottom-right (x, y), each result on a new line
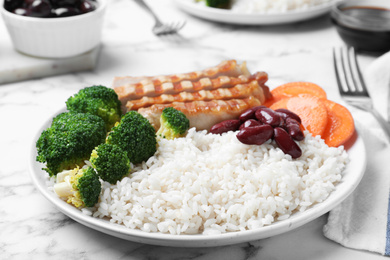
top-left (174, 0), bottom-right (335, 25)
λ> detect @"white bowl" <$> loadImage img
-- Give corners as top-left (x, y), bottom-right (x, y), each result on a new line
top-left (1, 0), bottom-right (107, 58)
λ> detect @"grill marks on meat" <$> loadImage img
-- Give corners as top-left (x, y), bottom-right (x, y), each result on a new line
top-left (138, 96), bottom-right (262, 131)
top-left (114, 60), bottom-right (251, 105)
top-left (125, 72), bottom-right (268, 111)
top-left (112, 60), bottom-right (249, 88)
top-left (118, 75), bottom-right (245, 106)
top-left (113, 60), bottom-right (271, 131)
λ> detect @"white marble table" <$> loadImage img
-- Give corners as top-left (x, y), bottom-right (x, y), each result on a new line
top-left (0, 0), bottom-right (386, 259)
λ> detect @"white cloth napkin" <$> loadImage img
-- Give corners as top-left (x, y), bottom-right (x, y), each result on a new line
top-left (323, 51), bottom-right (390, 256)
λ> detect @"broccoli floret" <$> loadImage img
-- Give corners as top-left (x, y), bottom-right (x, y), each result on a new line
top-left (106, 111), bottom-right (157, 164)
top-left (205, 0), bottom-right (230, 8)
top-left (36, 112), bottom-right (107, 176)
top-left (66, 85), bottom-right (122, 131)
top-left (54, 166), bottom-right (101, 208)
top-left (90, 143), bottom-right (131, 184)
top-left (156, 107), bottom-right (190, 140)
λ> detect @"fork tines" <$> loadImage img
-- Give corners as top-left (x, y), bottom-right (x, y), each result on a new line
top-left (333, 46), bottom-right (370, 97)
top-left (333, 46), bottom-right (390, 142)
top-left (153, 21), bottom-right (186, 36)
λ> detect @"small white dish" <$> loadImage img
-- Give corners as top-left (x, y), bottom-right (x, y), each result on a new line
top-left (1, 0), bottom-right (107, 58)
top-left (174, 0), bottom-right (335, 25)
top-left (29, 107), bottom-right (367, 247)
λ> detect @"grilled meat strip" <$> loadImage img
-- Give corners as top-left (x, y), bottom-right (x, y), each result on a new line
top-left (125, 73), bottom-right (269, 111)
top-left (113, 60), bottom-right (249, 88)
top-left (113, 60), bottom-right (271, 131)
top-left (113, 60), bottom-right (254, 107)
top-left (138, 96), bottom-right (262, 131)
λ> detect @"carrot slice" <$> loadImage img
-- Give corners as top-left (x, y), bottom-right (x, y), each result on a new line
top-left (270, 95), bottom-right (328, 137)
top-left (272, 82), bottom-right (327, 98)
top-left (263, 96), bottom-right (278, 107)
top-left (265, 82), bottom-right (327, 107)
top-left (321, 99), bottom-right (355, 147)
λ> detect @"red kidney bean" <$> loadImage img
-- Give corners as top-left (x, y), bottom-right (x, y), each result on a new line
top-left (275, 108), bottom-right (302, 124)
top-left (285, 118), bottom-right (304, 141)
top-left (278, 116), bottom-right (287, 130)
top-left (239, 106), bottom-right (266, 122)
top-left (239, 119), bottom-right (262, 130)
top-left (286, 117), bottom-right (299, 125)
top-left (236, 125), bottom-right (274, 145)
top-left (273, 127), bottom-right (302, 158)
top-left (255, 107), bottom-right (281, 127)
top-left (210, 119), bottom-right (241, 135)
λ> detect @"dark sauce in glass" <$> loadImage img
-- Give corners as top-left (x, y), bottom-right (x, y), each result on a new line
top-left (331, 6), bottom-right (390, 52)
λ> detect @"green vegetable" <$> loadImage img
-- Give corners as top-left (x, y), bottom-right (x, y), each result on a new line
top-left (66, 85), bottom-right (122, 131)
top-left (205, 0), bottom-right (230, 8)
top-left (54, 166), bottom-right (101, 208)
top-left (90, 143), bottom-right (131, 184)
top-left (156, 107), bottom-right (190, 140)
top-left (106, 111), bottom-right (157, 164)
top-left (36, 112), bottom-right (107, 176)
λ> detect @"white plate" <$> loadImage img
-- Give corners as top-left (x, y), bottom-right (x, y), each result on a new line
top-left (29, 109), bottom-right (366, 247)
top-left (174, 0), bottom-right (335, 25)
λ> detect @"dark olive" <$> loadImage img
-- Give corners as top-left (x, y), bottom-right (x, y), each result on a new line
top-left (4, 0), bottom-right (24, 11)
top-left (10, 0), bottom-right (97, 18)
top-left (13, 7), bottom-right (30, 16)
top-left (79, 0), bottom-right (95, 13)
top-left (24, 0), bottom-right (36, 5)
top-left (28, 0), bottom-right (53, 17)
top-left (53, 6), bottom-right (80, 17)
top-left (50, 0), bottom-right (81, 7)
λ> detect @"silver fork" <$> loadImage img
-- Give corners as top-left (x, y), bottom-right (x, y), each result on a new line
top-left (333, 46), bottom-right (390, 141)
top-left (134, 0), bottom-right (186, 36)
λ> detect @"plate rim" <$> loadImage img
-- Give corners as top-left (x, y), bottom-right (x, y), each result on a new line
top-left (29, 107), bottom-right (367, 247)
top-left (173, 0), bottom-right (336, 25)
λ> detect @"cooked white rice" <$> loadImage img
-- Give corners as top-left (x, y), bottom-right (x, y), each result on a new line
top-left (87, 128), bottom-right (348, 235)
top-left (200, 0), bottom-right (333, 13)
